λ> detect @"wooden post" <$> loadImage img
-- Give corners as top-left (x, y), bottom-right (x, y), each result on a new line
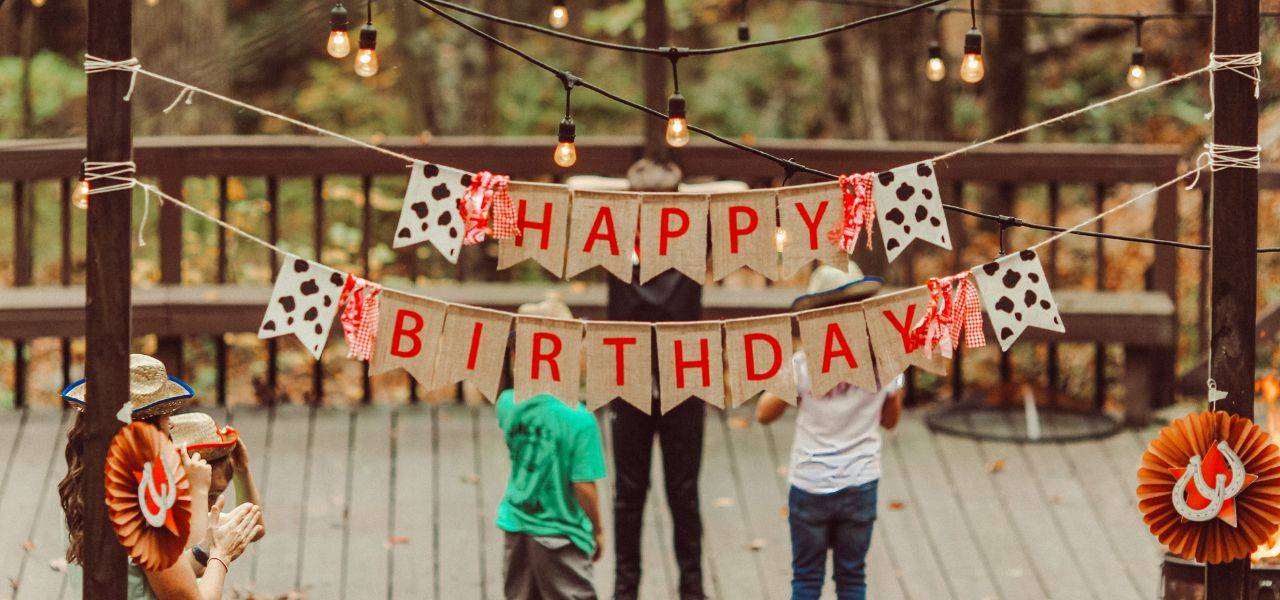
top-left (83, 0), bottom-right (133, 596)
top-left (1204, 0), bottom-right (1259, 596)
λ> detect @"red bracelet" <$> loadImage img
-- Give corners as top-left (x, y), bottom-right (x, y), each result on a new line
top-left (209, 557), bottom-right (229, 574)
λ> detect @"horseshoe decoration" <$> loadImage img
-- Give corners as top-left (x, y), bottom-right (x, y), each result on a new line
top-left (105, 422), bottom-right (193, 571)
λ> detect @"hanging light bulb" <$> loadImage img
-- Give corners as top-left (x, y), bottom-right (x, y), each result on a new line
top-left (554, 117), bottom-right (578, 168)
top-left (960, 28), bottom-right (985, 84)
top-left (549, 0), bottom-right (569, 29)
top-left (31, 0), bottom-right (47, 7)
top-left (737, 22), bottom-right (750, 42)
top-left (354, 23), bottom-right (379, 77)
top-left (74, 162), bottom-right (90, 210)
top-left (327, 3), bottom-right (352, 58)
top-left (925, 41), bottom-right (946, 82)
top-left (665, 93), bottom-right (690, 148)
top-left (1127, 47), bottom-right (1147, 89)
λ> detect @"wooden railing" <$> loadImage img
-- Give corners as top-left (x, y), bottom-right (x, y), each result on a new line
top-left (0, 136), bottom-right (1184, 415)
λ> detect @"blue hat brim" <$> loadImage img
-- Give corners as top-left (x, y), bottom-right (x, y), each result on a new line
top-left (61, 375), bottom-right (195, 418)
top-left (791, 276), bottom-right (885, 311)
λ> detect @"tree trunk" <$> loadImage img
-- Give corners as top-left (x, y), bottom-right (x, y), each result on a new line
top-left (132, 0), bottom-right (231, 135)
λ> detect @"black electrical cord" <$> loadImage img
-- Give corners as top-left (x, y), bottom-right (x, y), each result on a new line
top-left (414, 0), bottom-right (951, 56)
top-left (407, 0), bottom-right (1246, 252)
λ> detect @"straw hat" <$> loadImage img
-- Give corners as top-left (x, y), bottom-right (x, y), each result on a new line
top-left (790, 261), bottom-right (884, 311)
top-left (61, 354), bottom-right (194, 420)
top-left (168, 413), bottom-right (240, 461)
top-left (517, 297), bottom-right (575, 320)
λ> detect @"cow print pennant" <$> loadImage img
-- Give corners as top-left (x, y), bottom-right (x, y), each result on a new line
top-left (258, 256), bottom-right (348, 359)
top-left (970, 249), bottom-right (1064, 351)
top-left (393, 161), bottom-right (471, 263)
top-left (873, 161), bottom-right (951, 263)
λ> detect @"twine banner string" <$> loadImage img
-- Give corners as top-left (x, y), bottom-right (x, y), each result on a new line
top-left (1205, 52), bottom-right (1263, 120)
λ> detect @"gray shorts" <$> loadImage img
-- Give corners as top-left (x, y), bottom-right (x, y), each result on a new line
top-left (503, 532), bottom-right (597, 600)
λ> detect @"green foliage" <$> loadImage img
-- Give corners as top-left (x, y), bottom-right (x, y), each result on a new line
top-left (0, 51), bottom-right (86, 138)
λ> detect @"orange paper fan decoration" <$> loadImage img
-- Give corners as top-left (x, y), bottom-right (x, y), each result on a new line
top-left (104, 422), bottom-right (193, 571)
top-left (1138, 410), bottom-right (1280, 564)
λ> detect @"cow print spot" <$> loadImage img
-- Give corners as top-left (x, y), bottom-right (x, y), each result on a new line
top-left (903, 225), bottom-right (912, 234)
top-left (995, 297), bottom-right (1015, 313)
top-left (878, 171), bottom-right (895, 186)
top-left (421, 223), bottom-right (429, 231)
top-left (438, 211), bottom-right (452, 226)
top-left (262, 320), bottom-right (276, 331)
top-left (411, 202), bottom-right (430, 219)
top-left (431, 183), bottom-right (452, 201)
top-left (1024, 290), bottom-right (1038, 307)
top-left (885, 208), bottom-right (905, 225)
top-left (448, 226), bottom-right (459, 239)
top-left (330, 273), bottom-right (345, 287)
top-left (1002, 270), bottom-right (1021, 288)
top-left (425, 163), bottom-right (440, 178)
top-left (917, 163), bottom-right (932, 178)
top-left (914, 205), bottom-right (929, 222)
top-left (293, 259), bottom-right (310, 273)
top-left (314, 324), bottom-right (323, 335)
top-left (1015, 313), bottom-right (1022, 321)
top-left (397, 227), bottom-right (411, 239)
top-left (1040, 300), bottom-right (1050, 310)
top-left (887, 239), bottom-right (901, 251)
top-left (1000, 327), bottom-right (1014, 340)
top-left (982, 262), bottom-right (1000, 276)
top-left (461, 173), bottom-right (473, 187)
top-left (323, 297), bottom-right (332, 307)
top-left (930, 217), bottom-right (941, 227)
top-left (1028, 272), bottom-right (1040, 284)
top-left (304, 307), bottom-right (319, 321)
top-left (895, 183), bottom-right (915, 202)
top-left (1019, 250), bottom-right (1036, 261)
top-left (921, 188), bottom-right (933, 200)
top-left (300, 279), bottom-right (320, 295)
top-left (287, 317), bottom-right (294, 325)
top-left (279, 296), bottom-right (296, 312)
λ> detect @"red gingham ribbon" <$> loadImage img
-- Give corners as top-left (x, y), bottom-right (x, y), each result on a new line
top-left (949, 273), bottom-right (986, 351)
top-left (339, 274), bottom-right (381, 361)
top-left (460, 171), bottom-right (512, 245)
top-left (912, 271), bottom-right (986, 359)
top-left (829, 173), bottom-right (876, 253)
top-left (490, 177), bottom-right (516, 240)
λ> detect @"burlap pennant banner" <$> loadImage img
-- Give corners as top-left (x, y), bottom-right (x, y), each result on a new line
top-left (709, 189), bottom-right (779, 281)
top-left (583, 321), bottom-right (653, 413)
top-left (393, 161), bottom-right (469, 263)
top-left (723, 315), bottom-right (796, 408)
top-left (777, 182), bottom-right (846, 279)
top-left (795, 303), bottom-right (877, 398)
top-left (433, 304), bottom-right (512, 402)
top-left (498, 181), bottom-right (571, 277)
top-left (655, 322), bottom-right (725, 413)
top-left (863, 288), bottom-right (948, 384)
top-left (638, 193), bottom-right (708, 284)
top-left (565, 191), bottom-right (640, 280)
top-left (513, 316), bottom-right (584, 404)
top-left (369, 290), bottom-right (447, 385)
top-left (258, 256), bottom-right (347, 360)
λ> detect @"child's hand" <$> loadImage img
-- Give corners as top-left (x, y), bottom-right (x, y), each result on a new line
top-left (592, 530), bottom-right (604, 562)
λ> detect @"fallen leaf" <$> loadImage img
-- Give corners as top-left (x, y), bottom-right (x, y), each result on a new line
top-left (887, 500), bottom-right (906, 510)
top-left (713, 497), bottom-right (736, 508)
top-left (1048, 495), bottom-right (1063, 505)
top-left (21, 541), bottom-right (33, 552)
top-left (462, 474), bottom-right (480, 485)
top-left (728, 417), bottom-right (750, 430)
top-left (748, 538), bottom-right (766, 551)
top-left (987, 459), bottom-right (1006, 474)
top-left (384, 535), bottom-right (411, 549)
top-left (779, 507), bottom-right (789, 518)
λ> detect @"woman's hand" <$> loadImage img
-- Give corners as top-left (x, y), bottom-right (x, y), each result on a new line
top-left (208, 502), bottom-right (262, 564)
top-left (181, 448), bottom-right (212, 499)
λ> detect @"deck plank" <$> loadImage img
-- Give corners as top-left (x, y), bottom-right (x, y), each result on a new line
top-left (221, 406), bottom-right (269, 595)
top-left (477, 403), bottom-right (508, 600)
top-left (342, 406), bottom-right (393, 599)
top-left (722, 410), bottom-right (795, 599)
top-left (699, 410), bottom-right (769, 600)
top-left (12, 411), bottom-right (69, 600)
top-left (0, 410), bottom-right (64, 595)
top-left (877, 427), bottom-right (955, 600)
top-left (247, 405), bottom-right (311, 598)
top-left (390, 405), bottom-right (436, 600)
top-left (297, 409), bottom-right (354, 599)
top-left (0, 408), bottom-right (25, 510)
top-left (892, 417), bottom-right (1000, 599)
top-left (434, 404), bottom-right (485, 597)
top-left (595, 412), bottom-right (617, 597)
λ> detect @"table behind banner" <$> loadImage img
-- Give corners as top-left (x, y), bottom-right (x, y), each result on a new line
top-left (0, 135), bottom-right (1187, 413)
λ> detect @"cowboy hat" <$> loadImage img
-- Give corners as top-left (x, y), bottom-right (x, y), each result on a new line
top-left (168, 413), bottom-right (239, 461)
top-left (61, 354), bottom-right (194, 420)
top-left (517, 296), bottom-right (575, 320)
top-left (790, 261), bottom-right (884, 311)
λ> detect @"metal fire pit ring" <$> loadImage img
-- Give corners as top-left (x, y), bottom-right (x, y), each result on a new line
top-left (924, 394), bottom-right (1124, 443)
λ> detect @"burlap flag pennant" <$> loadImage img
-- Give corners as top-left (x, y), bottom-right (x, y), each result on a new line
top-left (795, 303), bottom-right (877, 398)
top-left (498, 181), bottom-right (571, 277)
top-left (638, 193), bottom-right (708, 284)
top-left (433, 304), bottom-right (512, 402)
top-left (710, 189), bottom-right (780, 281)
top-left (583, 321), bottom-right (653, 413)
top-left (258, 256), bottom-right (347, 360)
top-left (971, 249), bottom-right (1064, 351)
top-left (564, 191), bottom-right (641, 280)
top-left (655, 322), bottom-right (725, 413)
top-left (393, 161), bottom-right (470, 263)
top-left (778, 182), bottom-right (847, 279)
top-left (513, 315), bottom-right (584, 404)
top-left (864, 288), bottom-right (948, 384)
top-left (873, 161), bottom-right (951, 263)
top-left (723, 315), bottom-right (796, 408)
top-left (369, 290), bottom-right (447, 386)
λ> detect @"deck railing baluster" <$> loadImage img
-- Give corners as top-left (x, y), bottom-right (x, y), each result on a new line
top-left (266, 176), bottom-right (281, 405)
top-left (215, 176), bottom-right (230, 406)
top-left (361, 174), bottom-right (374, 405)
top-left (60, 178), bottom-right (73, 390)
top-left (13, 180), bottom-right (31, 408)
top-left (1094, 183), bottom-right (1108, 410)
top-left (1046, 182), bottom-right (1060, 408)
top-left (312, 175), bottom-right (326, 406)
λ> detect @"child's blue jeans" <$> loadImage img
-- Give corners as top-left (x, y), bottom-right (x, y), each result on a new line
top-left (787, 480), bottom-right (878, 600)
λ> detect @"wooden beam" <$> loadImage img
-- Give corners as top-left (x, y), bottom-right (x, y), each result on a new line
top-left (83, 0), bottom-right (132, 596)
top-left (1205, 0), bottom-right (1259, 595)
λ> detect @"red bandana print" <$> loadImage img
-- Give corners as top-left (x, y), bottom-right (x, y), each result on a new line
top-left (912, 271), bottom-right (985, 359)
top-left (339, 274), bottom-right (382, 361)
top-left (460, 171), bottom-right (512, 245)
top-left (829, 173), bottom-right (876, 253)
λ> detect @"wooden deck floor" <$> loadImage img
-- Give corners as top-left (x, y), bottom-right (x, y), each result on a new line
top-left (0, 404), bottom-right (1167, 600)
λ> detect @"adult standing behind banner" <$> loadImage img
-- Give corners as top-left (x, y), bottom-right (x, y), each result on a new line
top-left (604, 161), bottom-right (707, 600)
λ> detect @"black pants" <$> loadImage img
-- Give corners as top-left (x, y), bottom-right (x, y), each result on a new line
top-left (607, 270), bottom-right (705, 599)
top-left (610, 398), bottom-right (705, 599)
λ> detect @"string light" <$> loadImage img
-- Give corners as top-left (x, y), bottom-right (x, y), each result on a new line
top-left (959, 0), bottom-right (984, 84)
top-left (1127, 17), bottom-right (1147, 89)
top-left (737, 0), bottom-right (751, 42)
top-left (664, 50), bottom-right (690, 148)
top-left (554, 72), bottom-right (579, 167)
top-left (354, 1), bottom-right (378, 77)
top-left (74, 161), bottom-right (90, 210)
top-left (31, 0), bottom-right (47, 7)
top-left (926, 41), bottom-right (945, 82)
top-left (549, 0), bottom-right (569, 29)
top-left (327, 2), bottom-right (352, 58)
